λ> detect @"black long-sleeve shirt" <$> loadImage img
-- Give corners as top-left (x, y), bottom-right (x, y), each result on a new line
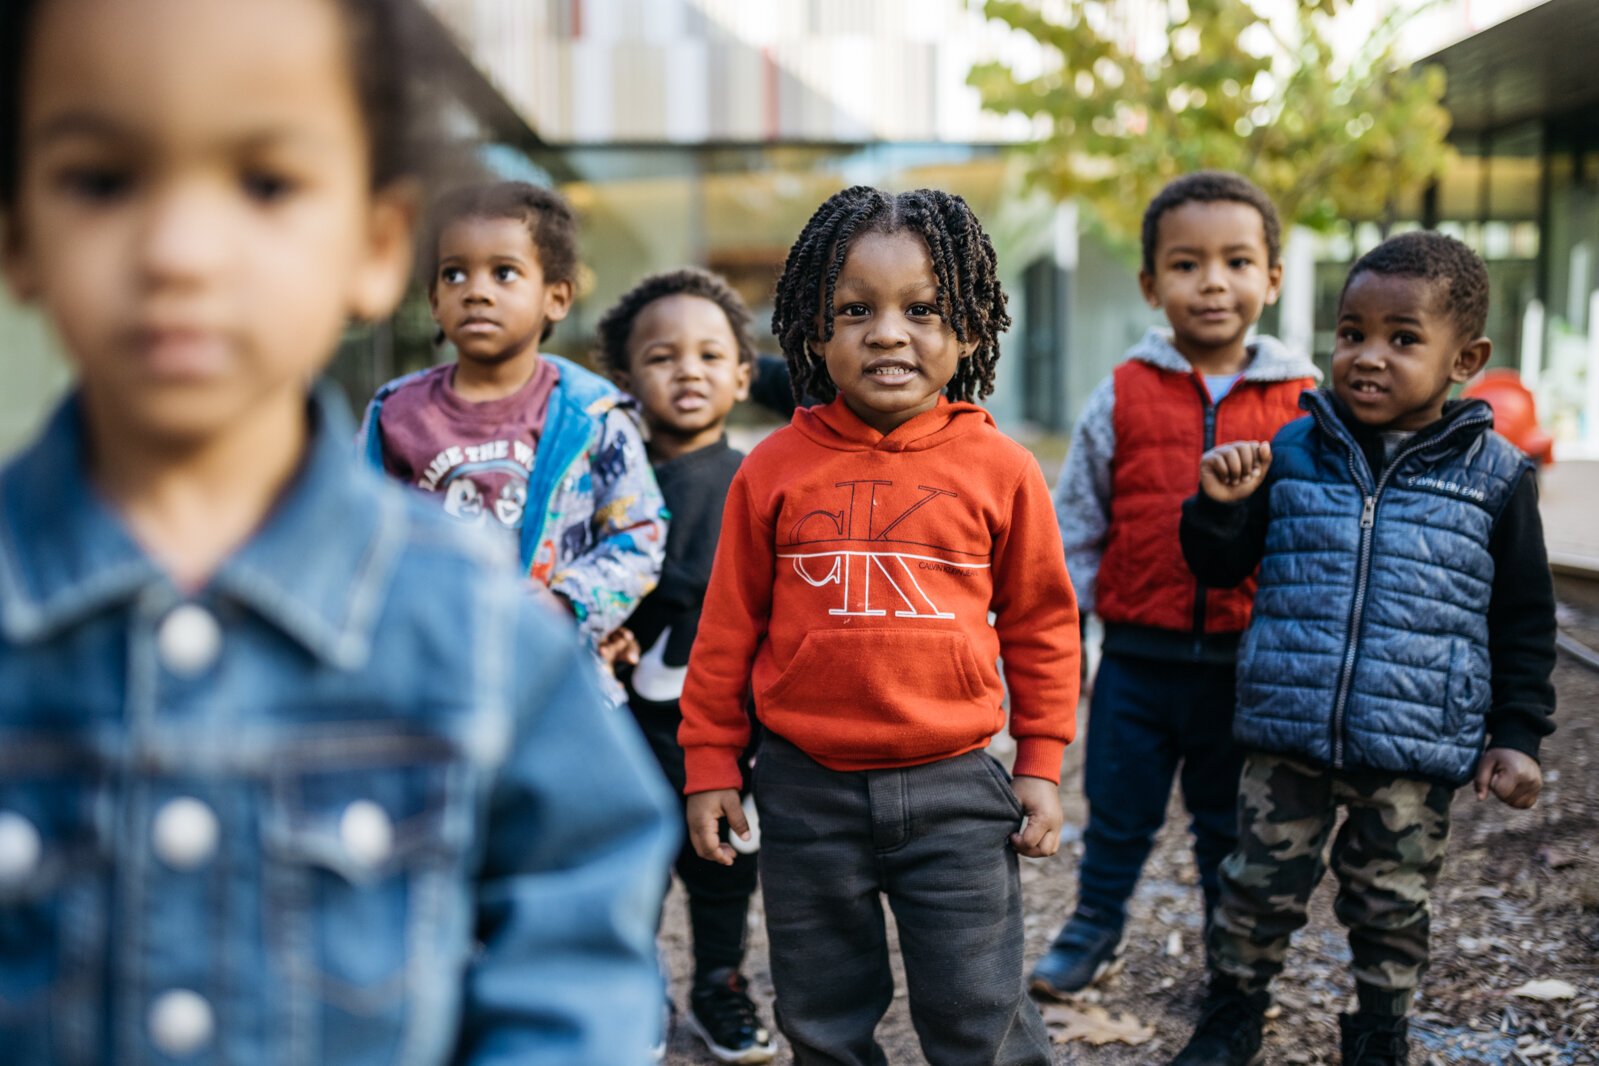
top-left (618, 437), bottom-right (743, 715)
top-left (1179, 399), bottom-right (1557, 761)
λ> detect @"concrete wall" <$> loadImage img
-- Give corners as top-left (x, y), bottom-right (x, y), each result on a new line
top-left (1065, 236), bottom-right (1155, 429)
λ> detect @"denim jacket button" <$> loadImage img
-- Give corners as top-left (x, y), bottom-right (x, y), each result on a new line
top-left (0, 811), bottom-right (43, 885)
top-left (152, 797), bottom-right (219, 871)
top-left (149, 989), bottom-right (214, 1056)
top-left (157, 604), bottom-right (223, 677)
top-left (339, 800), bottom-right (394, 867)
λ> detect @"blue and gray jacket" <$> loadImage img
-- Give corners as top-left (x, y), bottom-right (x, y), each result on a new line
top-left (1182, 390), bottom-right (1556, 787)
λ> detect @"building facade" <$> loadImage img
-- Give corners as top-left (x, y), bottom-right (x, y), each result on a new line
top-left (8, 1), bottom-right (1581, 456)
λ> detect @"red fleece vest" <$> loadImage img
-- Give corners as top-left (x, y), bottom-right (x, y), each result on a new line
top-left (1095, 360), bottom-right (1310, 635)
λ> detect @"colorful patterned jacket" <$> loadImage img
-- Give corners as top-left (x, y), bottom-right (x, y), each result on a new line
top-left (358, 355), bottom-right (668, 651)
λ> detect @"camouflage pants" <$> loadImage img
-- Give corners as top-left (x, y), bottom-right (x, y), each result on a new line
top-left (1209, 752), bottom-right (1453, 1014)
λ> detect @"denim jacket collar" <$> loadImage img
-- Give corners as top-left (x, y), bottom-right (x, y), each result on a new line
top-left (0, 384), bottom-right (403, 669)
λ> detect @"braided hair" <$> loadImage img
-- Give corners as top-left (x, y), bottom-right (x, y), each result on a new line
top-left (770, 186), bottom-right (1011, 405)
top-left (595, 267), bottom-right (757, 376)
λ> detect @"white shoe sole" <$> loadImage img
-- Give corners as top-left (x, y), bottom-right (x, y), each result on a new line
top-left (729, 794), bottom-right (760, 855)
top-left (684, 1011), bottom-right (777, 1064)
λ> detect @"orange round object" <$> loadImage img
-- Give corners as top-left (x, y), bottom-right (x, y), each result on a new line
top-left (1462, 369), bottom-right (1554, 465)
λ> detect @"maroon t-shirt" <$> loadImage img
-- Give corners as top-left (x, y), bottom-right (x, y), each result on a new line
top-left (377, 360), bottom-right (560, 534)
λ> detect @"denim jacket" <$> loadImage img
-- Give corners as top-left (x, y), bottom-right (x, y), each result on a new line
top-left (0, 389), bottom-right (677, 1065)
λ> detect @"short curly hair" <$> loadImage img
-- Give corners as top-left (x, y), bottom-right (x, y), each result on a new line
top-left (1342, 231), bottom-right (1490, 340)
top-left (770, 186), bottom-right (1011, 406)
top-left (425, 181), bottom-right (579, 342)
top-left (594, 267), bottom-right (757, 376)
top-left (1, 0), bottom-right (437, 210)
top-left (1141, 171), bottom-right (1282, 275)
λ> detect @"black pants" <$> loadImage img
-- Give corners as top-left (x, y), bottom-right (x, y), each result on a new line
top-left (754, 734), bottom-right (1051, 1066)
top-left (631, 703), bottom-right (759, 978)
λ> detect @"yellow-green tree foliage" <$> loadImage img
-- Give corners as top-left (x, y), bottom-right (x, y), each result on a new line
top-left (970, 0), bottom-right (1453, 246)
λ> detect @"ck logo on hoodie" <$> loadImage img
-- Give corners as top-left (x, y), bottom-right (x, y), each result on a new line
top-left (778, 479), bottom-right (988, 620)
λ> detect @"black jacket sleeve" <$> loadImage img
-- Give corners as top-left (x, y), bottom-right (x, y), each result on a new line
top-left (1483, 469), bottom-right (1558, 759)
top-left (750, 354), bottom-right (798, 419)
top-left (1180, 485), bottom-right (1271, 589)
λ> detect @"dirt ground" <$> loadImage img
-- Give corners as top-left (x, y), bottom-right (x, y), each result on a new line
top-left (659, 588), bottom-right (1599, 1065)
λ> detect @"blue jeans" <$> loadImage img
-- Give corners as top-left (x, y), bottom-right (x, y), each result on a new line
top-left (1074, 652), bottom-right (1244, 931)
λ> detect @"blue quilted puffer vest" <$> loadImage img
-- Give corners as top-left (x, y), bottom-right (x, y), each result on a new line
top-left (1235, 391), bottom-right (1532, 786)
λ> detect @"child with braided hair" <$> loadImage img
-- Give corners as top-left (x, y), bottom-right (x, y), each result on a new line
top-left (679, 186), bottom-right (1081, 1065)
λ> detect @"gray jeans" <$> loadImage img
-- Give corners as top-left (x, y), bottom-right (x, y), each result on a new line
top-left (753, 734), bottom-right (1052, 1066)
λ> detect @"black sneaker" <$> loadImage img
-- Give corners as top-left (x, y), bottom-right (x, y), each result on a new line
top-left (1028, 918), bottom-right (1125, 999)
top-left (1339, 1012), bottom-right (1409, 1065)
top-left (1168, 980), bottom-right (1268, 1066)
top-left (688, 968), bottom-right (776, 1064)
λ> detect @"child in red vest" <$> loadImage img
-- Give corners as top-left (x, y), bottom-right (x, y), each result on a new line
top-left (680, 186), bottom-right (1080, 1064)
top-left (1030, 172), bottom-right (1320, 998)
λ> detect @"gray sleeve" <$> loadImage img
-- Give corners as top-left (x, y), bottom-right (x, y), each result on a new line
top-left (1054, 376), bottom-right (1116, 615)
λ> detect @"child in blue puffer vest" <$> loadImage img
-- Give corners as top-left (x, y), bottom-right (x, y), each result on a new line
top-left (1170, 232), bottom-right (1557, 1066)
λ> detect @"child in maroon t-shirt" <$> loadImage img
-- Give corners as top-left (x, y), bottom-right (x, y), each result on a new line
top-left (359, 182), bottom-right (666, 664)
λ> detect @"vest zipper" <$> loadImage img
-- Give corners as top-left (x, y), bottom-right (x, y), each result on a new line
top-left (1190, 377), bottom-right (1221, 655)
top-left (1322, 409), bottom-right (1491, 769)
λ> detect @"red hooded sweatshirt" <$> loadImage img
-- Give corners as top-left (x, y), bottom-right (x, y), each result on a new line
top-left (680, 396), bottom-right (1080, 794)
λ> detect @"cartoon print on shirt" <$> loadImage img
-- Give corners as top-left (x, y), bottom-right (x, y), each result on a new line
top-left (423, 440), bottom-right (534, 530)
top-left (778, 479), bottom-right (988, 620)
top-left (495, 481), bottom-right (527, 527)
top-left (443, 476), bottom-right (485, 523)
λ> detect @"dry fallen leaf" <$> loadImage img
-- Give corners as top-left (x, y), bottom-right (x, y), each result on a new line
top-left (1041, 1001), bottom-right (1155, 1046)
top-left (1508, 979), bottom-right (1578, 1001)
top-left (1535, 845), bottom-right (1574, 870)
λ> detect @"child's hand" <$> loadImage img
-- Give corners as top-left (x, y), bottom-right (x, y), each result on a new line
top-left (1199, 441), bottom-right (1272, 503)
top-left (528, 583), bottom-right (579, 621)
top-left (1009, 775), bottom-right (1065, 858)
top-left (686, 789), bottom-right (750, 866)
top-left (597, 626), bottom-right (641, 668)
top-left (1474, 747), bottom-right (1542, 809)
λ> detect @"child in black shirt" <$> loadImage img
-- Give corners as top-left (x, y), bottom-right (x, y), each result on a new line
top-left (597, 268), bottom-right (776, 1064)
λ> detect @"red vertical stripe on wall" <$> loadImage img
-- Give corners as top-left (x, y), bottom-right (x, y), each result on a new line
top-left (570, 0), bottom-right (583, 38)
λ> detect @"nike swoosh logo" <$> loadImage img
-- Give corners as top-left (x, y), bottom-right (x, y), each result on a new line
top-left (631, 624), bottom-right (689, 703)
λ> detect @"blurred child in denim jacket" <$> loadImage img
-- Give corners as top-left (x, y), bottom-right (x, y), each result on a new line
top-left (0, 1), bottom-right (675, 1062)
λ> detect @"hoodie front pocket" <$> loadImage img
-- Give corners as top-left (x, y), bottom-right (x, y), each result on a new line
top-left (757, 628), bottom-right (993, 761)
